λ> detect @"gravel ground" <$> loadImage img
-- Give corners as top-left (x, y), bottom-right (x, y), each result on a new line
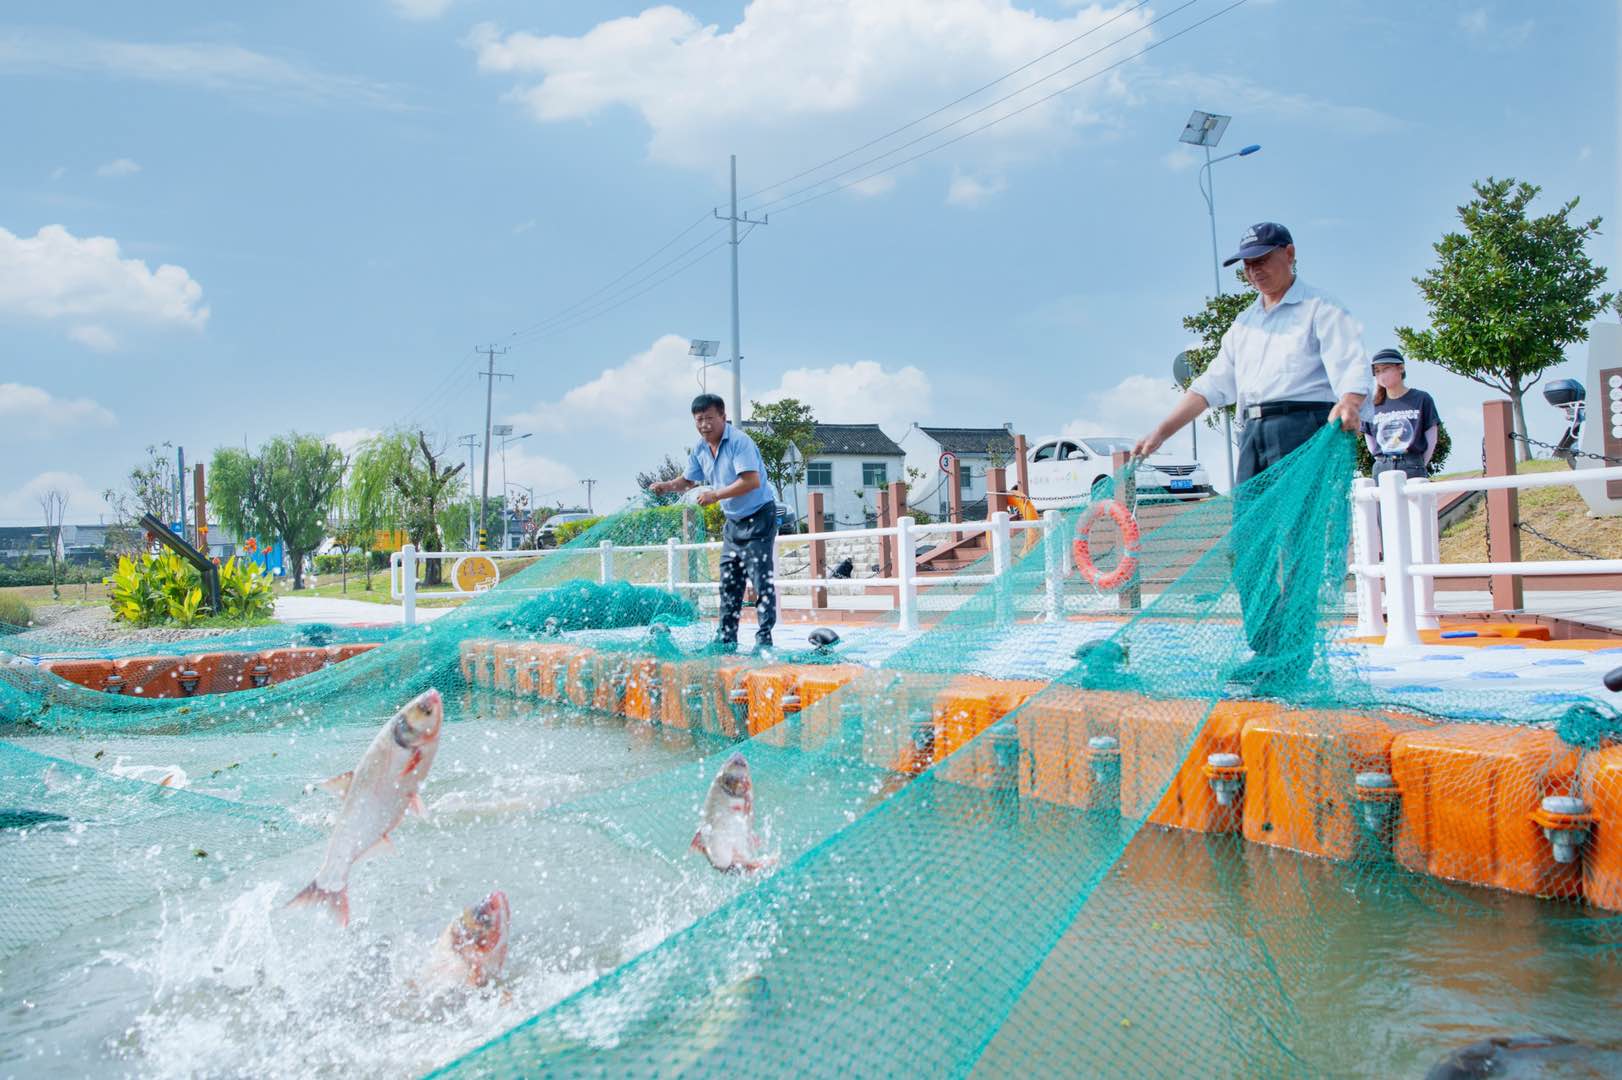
top-left (2, 604), bottom-right (252, 652)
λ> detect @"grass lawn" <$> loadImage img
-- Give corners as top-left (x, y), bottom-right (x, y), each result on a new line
top-left (1440, 457), bottom-right (1622, 563)
top-left (0, 582), bottom-right (108, 606)
top-left (273, 575), bottom-right (468, 607)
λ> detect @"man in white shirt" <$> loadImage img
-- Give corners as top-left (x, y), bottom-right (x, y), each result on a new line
top-left (1133, 223), bottom-right (1371, 678)
top-left (1134, 222), bottom-right (1369, 472)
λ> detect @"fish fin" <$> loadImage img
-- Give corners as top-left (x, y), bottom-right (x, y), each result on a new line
top-left (400, 749), bottom-right (422, 777)
top-left (356, 833), bottom-right (396, 864)
top-left (316, 771), bottom-right (354, 798)
top-left (690, 830), bottom-right (707, 855)
top-left (286, 882), bottom-right (349, 927)
top-left (407, 792), bottom-right (426, 818)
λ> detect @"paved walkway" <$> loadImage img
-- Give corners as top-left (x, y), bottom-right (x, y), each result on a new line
top-left (1429, 589), bottom-right (1622, 633)
top-left (273, 595), bottom-right (456, 625)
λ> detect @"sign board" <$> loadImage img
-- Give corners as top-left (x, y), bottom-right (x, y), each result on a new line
top-left (451, 554), bottom-right (501, 594)
top-left (939, 451), bottom-right (957, 474)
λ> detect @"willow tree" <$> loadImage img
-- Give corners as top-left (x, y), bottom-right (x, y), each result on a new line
top-left (210, 434), bottom-right (345, 590)
top-left (351, 430), bottom-right (464, 587)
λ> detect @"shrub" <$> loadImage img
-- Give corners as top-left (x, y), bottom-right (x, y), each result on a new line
top-left (0, 594), bottom-right (31, 632)
top-left (219, 557), bottom-right (275, 620)
top-left (551, 516), bottom-right (603, 547)
top-left (107, 553), bottom-right (196, 626)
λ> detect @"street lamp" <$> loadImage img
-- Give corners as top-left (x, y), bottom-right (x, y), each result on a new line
top-left (690, 339), bottom-right (727, 397)
top-left (1180, 109), bottom-right (1262, 489)
top-left (497, 431), bottom-right (531, 550)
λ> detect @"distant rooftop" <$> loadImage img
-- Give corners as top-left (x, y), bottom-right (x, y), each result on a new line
top-left (741, 422), bottom-right (904, 457)
top-left (918, 426), bottom-right (1017, 456)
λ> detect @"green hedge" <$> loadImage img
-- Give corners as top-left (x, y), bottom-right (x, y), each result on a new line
top-left (312, 551), bottom-right (390, 576)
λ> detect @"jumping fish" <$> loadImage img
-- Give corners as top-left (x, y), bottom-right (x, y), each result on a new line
top-left (288, 688), bottom-right (443, 926)
top-left (692, 753), bottom-right (773, 873)
top-left (421, 890), bottom-right (511, 989)
top-left (0, 808), bottom-right (69, 830)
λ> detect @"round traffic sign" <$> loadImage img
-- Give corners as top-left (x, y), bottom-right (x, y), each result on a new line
top-left (939, 451), bottom-right (958, 474)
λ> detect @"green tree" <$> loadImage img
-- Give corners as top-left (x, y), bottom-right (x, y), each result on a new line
top-left (209, 434), bottom-right (345, 590)
top-left (1397, 177), bottom-right (1616, 462)
top-left (1178, 270), bottom-right (1256, 430)
top-left (102, 442), bottom-right (179, 556)
top-left (352, 430), bottom-right (464, 586)
top-left (345, 435), bottom-right (402, 591)
top-left (636, 454), bottom-right (686, 506)
top-left (748, 398), bottom-right (820, 523)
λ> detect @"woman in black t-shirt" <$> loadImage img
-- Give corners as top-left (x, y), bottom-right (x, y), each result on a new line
top-left (1361, 348), bottom-right (1439, 479)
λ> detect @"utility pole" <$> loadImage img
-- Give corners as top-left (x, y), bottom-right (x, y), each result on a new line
top-left (457, 433), bottom-right (479, 549)
top-left (581, 478), bottom-right (596, 514)
top-left (714, 154), bottom-right (768, 422)
top-left (475, 345), bottom-right (512, 550)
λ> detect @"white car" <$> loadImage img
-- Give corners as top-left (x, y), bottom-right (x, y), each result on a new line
top-left (1021, 436), bottom-right (1214, 510)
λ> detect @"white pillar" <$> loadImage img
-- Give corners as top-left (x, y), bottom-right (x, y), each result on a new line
top-left (896, 516), bottom-right (918, 633)
top-left (1042, 509), bottom-right (1065, 623)
top-left (1376, 469), bottom-right (1419, 647)
top-left (1350, 478), bottom-right (1384, 638)
top-left (400, 543), bottom-right (417, 628)
top-left (1405, 477), bottom-right (1441, 630)
top-left (598, 539), bottom-right (614, 585)
top-left (666, 536), bottom-right (680, 592)
top-left (991, 510), bottom-right (1013, 626)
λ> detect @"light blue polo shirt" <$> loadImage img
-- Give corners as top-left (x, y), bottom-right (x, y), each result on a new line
top-left (684, 422), bottom-right (773, 520)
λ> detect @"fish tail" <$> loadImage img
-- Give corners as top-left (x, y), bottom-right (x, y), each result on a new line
top-left (287, 882), bottom-right (349, 927)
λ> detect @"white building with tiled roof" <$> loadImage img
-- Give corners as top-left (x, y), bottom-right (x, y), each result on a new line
top-left (901, 423), bottom-right (1018, 520)
top-left (741, 422), bottom-right (906, 529)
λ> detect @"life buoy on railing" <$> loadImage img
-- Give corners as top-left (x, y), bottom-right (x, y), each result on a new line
top-left (1072, 499), bottom-right (1140, 591)
top-left (1006, 492), bottom-right (1041, 557)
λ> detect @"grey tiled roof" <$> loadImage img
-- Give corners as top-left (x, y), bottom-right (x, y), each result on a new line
top-left (741, 422), bottom-right (904, 457)
top-left (919, 426), bottom-right (1017, 457)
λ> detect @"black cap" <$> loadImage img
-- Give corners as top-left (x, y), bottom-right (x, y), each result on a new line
top-left (1222, 222), bottom-right (1293, 267)
top-left (1371, 348), bottom-right (1406, 369)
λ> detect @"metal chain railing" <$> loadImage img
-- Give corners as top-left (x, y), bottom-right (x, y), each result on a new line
top-left (1509, 430), bottom-right (1622, 465)
top-left (1515, 521), bottom-right (1606, 561)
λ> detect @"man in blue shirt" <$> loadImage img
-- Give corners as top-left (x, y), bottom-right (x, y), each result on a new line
top-left (649, 394), bottom-right (778, 651)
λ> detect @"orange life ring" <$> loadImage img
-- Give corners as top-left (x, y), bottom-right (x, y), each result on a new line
top-left (1007, 492), bottom-right (1040, 557)
top-left (1072, 499), bottom-right (1140, 591)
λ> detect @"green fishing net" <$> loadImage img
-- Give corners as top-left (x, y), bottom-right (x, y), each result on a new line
top-left (3, 426), bottom-right (1620, 1078)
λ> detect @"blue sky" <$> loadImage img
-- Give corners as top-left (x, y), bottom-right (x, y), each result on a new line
top-left (1, 0), bottom-right (1615, 524)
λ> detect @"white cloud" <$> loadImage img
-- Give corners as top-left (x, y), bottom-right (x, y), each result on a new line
top-left (390, 0), bottom-right (457, 19)
top-left (0, 383), bottom-right (117, 438)
top-left (848, 175), bottom-right (897, 199)
top-left (1161, 146), bottom-right (1200, 172)
top-left (0, 470), bottom-right (113, 525)
top-left (1578, 146), bottom-right (1592, 162)
top-left (1059, 373), bottom-right (1184, 440)
top-left (0, 225), bottom-right (208, 339)
top-left (511, 333), bottom-right (703, 434)
top-left (96, 157), bottom-right (141, 177)
top-left (49, 165), bottom-right (66, 181)
top-left (68, 324), bottom-right (118, 352)
top-left (495, 445), bottom-right (578, 509)
top-left (0, 30), bottom-right (405, 109)
top-left (945, 170), bottom-right (1006, 207)
top-left (468, 1), bottom-right (1153, 184)
top-left (512, 218), bottom-right (537, 236)
top-left (1459, 8), bottom-right (1533, 47)
top-left (757, 360), bottom-right (932, 431)
top-left (327, 428), bottom-right (382, 458)
top-left (1145, 71), bottom-right (1404, 137)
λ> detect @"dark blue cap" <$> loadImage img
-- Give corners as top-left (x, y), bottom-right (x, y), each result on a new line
top-left (1371, 348), bottom-right (1405, 368)
top-left (1222, 221), bottom-right (1293, 266)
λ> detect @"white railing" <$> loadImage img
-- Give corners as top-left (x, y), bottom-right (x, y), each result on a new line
top-left (1351, 465), bottom-right (1622, 646)
top-left (390, 510), bottom-right (1070, 628)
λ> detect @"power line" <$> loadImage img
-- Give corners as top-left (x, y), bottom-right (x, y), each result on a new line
top-left (769, 0), bottom-right (1250, 217)
top-left (739, 0), bottom-right (1154, 206)
top-left (505, 212), bottom-right (716, 341)
top-left (752, 0), bottom-right (1209, 216)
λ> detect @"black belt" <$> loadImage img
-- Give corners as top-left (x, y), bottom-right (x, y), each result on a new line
top-left (1241, 400), bottom-right (1332, 421)
top-left (1375, 452), bottom-right (1420, 460)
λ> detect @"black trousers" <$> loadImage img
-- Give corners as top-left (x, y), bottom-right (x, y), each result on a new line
top-left (1373, 452), bottom-right (1427, 480)
top-left (1233, 403), bottom-right (1332, 657)
top-left (718, 503), bottom-right (778, 646)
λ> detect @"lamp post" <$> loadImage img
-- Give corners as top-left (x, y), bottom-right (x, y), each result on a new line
top-left (497, 431), bottom-right (531, 550)
top-left (1179, 110), bottom-right (1260, 490)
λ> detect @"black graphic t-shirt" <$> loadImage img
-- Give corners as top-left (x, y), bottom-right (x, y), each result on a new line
top-left (1361, 388), bottom-right (1439, 456)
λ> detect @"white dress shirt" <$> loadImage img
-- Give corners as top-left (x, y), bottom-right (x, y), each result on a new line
top-left (1190, 279), bottom-right (1371, 415)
